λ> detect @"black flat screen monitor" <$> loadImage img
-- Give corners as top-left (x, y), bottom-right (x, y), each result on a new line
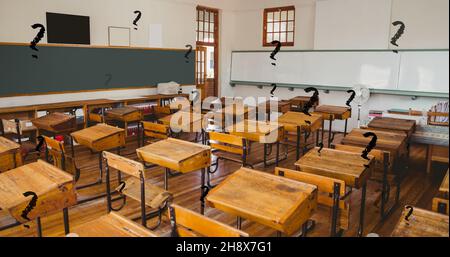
top-left (46, 12), bottom-right (90, 44)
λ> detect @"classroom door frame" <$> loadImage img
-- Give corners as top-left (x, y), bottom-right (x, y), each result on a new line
top-left (196, 5), bottom-right (219, 98)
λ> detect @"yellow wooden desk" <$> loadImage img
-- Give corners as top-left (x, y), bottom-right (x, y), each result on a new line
top-left (136, 138), bottom-right (211, 213)
top-left (278, 112), bottom-right (323, 160)
top-left (71, 124), bottom-right (125, 188)
top-left (392, 207), bottom-right (449, 237)
top-left (314, 105), bottom-right (352, 147)
top-left (289, 96), bottom-right (318, 112)
top-left (32, 112), bottom-right (78, 157)
top-left (216, 104), bottom-right (256, 127)
top-left (0, 160), bottom-right (77, 236)
top-left (159, 111), bottom-right (206, 143)
top-left (257, 100), bottom-right (291, 121)
top-left (226, 120), bottom-right (284, 167)
top-left (0, 136), bottom-right (22, 173)
top-left (70, 212), bottom-right (158, 237)
top-left (105, 106), bottom-right (143, 137)
top-left (296, 147), bottom-right (373, 237)
top-left (433, 170), bottom-right (449, 214)
top-left (206, 167), bottom-right (317, 236)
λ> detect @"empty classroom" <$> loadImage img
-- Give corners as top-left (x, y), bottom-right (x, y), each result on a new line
top-left (0, 0), bottom-right (448, 245)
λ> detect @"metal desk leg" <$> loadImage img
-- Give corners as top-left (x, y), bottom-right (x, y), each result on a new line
top-left (296, 126), bottom-right (301, 161)
top-left (63, 208), bottom-right (70, 235)
top-left (275, 141), bottom-right (280, 166)
top-left (98, 153), bottom-right (103, 183)
top-left (164, 168), bottom-right (169, 191)
top-left (70, 136), bottom-right (75, 157)
top-left (236, 217), bottom-right (242, 229)
top-left (321, 121), bottom-right (325, 145)
top-left (316, 128), bottom-right (320, 146)
top-left (357, 183), bottom-right (367, 237)
top-left (200, 168), bottom-right (206, 215)
top-left (36, 217), bottom-right (42, 237)
top-left (263, 144), bottom-right (267, 167)
top-left (344, 119), bottom-right (348, 137)
top-left (328, 119), bottom-right (333, 148)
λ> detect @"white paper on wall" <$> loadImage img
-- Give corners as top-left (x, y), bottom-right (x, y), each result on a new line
top-left (108, 26), bottom-right (130, 47)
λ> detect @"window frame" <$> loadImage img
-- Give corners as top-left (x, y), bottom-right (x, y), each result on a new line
top-left (262, 6), bottom-right (296, 47)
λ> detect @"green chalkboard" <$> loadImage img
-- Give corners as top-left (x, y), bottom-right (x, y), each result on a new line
top-left (0, 44), bottom-right (195, 96)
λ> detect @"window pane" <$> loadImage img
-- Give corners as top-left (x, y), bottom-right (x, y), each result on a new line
top-left (274, 11), bottom-right (280, 21)
top-left (267, 12), bottom-right (274, 22)
top-left (267, 33), bottom-right (273, 43)
top-left (280, 22), bottom-right (287, 32)
top-left (267, 23), bottom-right (273, 33)
top-left (206, 12), bottom-right (211, 22)
top-left (287, 32), bottom-right (294, 42)
top-left (199, 32), bottom-right (204, 41)
top-left (280, 33), bottom-right (287, 43)
top-left (281, 11), bottom-right (287, 21)
top-left (210, 22), bottom-right (214, 32)
top-left (198, 10), bottom-right (204, 21)
top-left (288, 22), bottom-right (294, 32)
top-left (273, 22), bottom-right (280, 32)
top-left (273, 33), bottom-right (280, 41)
top-left (288, 10), bottom-right (295, 20)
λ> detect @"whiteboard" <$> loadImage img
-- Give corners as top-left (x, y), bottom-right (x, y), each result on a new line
top-left (231, 51), bottom-right (401, 90)
top-left (398, 51), bottom-right (449, 93)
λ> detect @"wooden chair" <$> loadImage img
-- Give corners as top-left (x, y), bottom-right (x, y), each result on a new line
top-left (274, 167), bottom-right (348, 237)
top-left (140, 121), bottom-right (170, 147)
top-left (332, 144), bottom-right (400, 219)
top-left (432, 171), bottom-right (449, 215)
top-left (208, 131), bottom-right (261, 170)
top-left (168, 204), bottom-right (248, 237)
top-left (43, 136), bottom-right (80, 183)
top-left (151, 105), bottom-right (172, 121)
top-left (1, 119), bottom-right (39, 160)
top-left (103, 151), bottom-right (172, 229)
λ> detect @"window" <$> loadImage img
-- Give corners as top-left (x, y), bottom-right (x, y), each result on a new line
top-left (263, 6), bottom-right (295, 47)
top-left (196, 6), bottom-right (218, 45)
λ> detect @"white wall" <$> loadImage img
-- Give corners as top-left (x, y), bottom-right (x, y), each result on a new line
top-left (226, 0), bottom-right (449, 132)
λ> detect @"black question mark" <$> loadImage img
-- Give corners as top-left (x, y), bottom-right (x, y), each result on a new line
top-left (185, 45), bottom-right (193, 63)
top-left (317, 143), bottom-right (324, 156)
top-left (30, 23), bottom-right (45, 59)
top-left (391, 21), bottom-right (405, 53)
top-left (270, 40), bottom-right (281, 66)
top-left (361, 132), bottom-right (377, 161)
top-left (133, 10), bottom-right (142, 30)
top-left (404, 205), bottom-right (414, 221)
top-left (21, 191), bottom-right (38, 221)
top-left (346, 90), bottom-right (356, 107)
top-left (117, 181), bottom-right (126, 194)
top-left (105, 74), bottom-right (112, 86)
top-left (305, 120), bottom-right (311, 125)
top-left (302, 87), bottom-right (319, 116)
top-left (270, 83), bottom-right (277, 97)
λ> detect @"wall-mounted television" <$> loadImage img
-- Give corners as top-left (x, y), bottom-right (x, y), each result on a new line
top-left (46, 12), bottom-right (90, 44)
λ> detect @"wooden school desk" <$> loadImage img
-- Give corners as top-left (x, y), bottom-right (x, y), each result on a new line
top-left (216, 105), bottom-right (256, 126)
top-left (206, 167), bottom-right (318, 236)
top-left (391, 207), bottom-right (449, 237)
top-left (226, 119), bottom-right (284, 167)
top-left (0, 160), bottom-right (77, 236)
top-left (159, 111), bottom-right (206, 143)
top-left (257, 100), bottom-right (291, 121)
top-left (314, 105), bottom-right (352, 147)
top-left (136, 138), bottom-right (211, 213)
top-left (70, 212), bottom-right (158, 237)
top-left (71, 124), bottom-right (125, 189)
top-left (0, 136), bottom-right (22, 172)
top-left (411, 125), bottom-right (449, 174)
top-left (278, 112), bottom-right (323, 160)
top-left (295, 147), bottom-right (374, 237)
top-left (32, 112), bottom-right (78, 157)
top-left (289, 96), bottom-right (318, 112)
top-left (105, 106), bottom-right (143, 137)
top-left (342, 128), bottom-right (408, 162)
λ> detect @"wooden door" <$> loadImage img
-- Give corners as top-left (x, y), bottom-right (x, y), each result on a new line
top-left (196, 46), bottom-right (207, 100)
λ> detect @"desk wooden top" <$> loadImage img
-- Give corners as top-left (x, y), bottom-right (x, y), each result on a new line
top-left (106, 106), bottom-right (139, 116)
top-left (258, 100), bottom-right (291, 113)
top-left (217, 105), bottom-right (256, 117)
top-left (0, 160), bottom-right (77, 223)
top-left (392, 207), bottom-right (449, 237)
top-left (289, 96), bottom-right (315, 106)
top-left (315, 105), bottom-right (351, 120)
top-left (440, 170), bottom-right (449, 195)
top-left (71, 212), bottom-right (158, 237)
top-left (105, 106), bottom-right (142, 122)
top-left (277, 112), bottom-right (323, 132)
top-left (206, 167), bottom-right (317, 236)
top-left (226, 120), bottom-right (284, 143)
top-left (71, 124), bottom-right (125, 152)
top-left (342, 128), bottom-right (407, 157)
top-left (159, 111), bottom-right (205, 131)
top-left (32, 112), bottom-right (77, 133)
top-left (0, 136), bottom-right (20, 155)
top-left (295, 147), bottom-right (373, 188)
top-left (368, 117), bottom-right (416, 136)
top-left (136, 138), bottom-right (211, 173)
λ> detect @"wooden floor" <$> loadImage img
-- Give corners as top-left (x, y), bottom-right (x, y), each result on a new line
top-left (0, 131), bottom-right (448, 237)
